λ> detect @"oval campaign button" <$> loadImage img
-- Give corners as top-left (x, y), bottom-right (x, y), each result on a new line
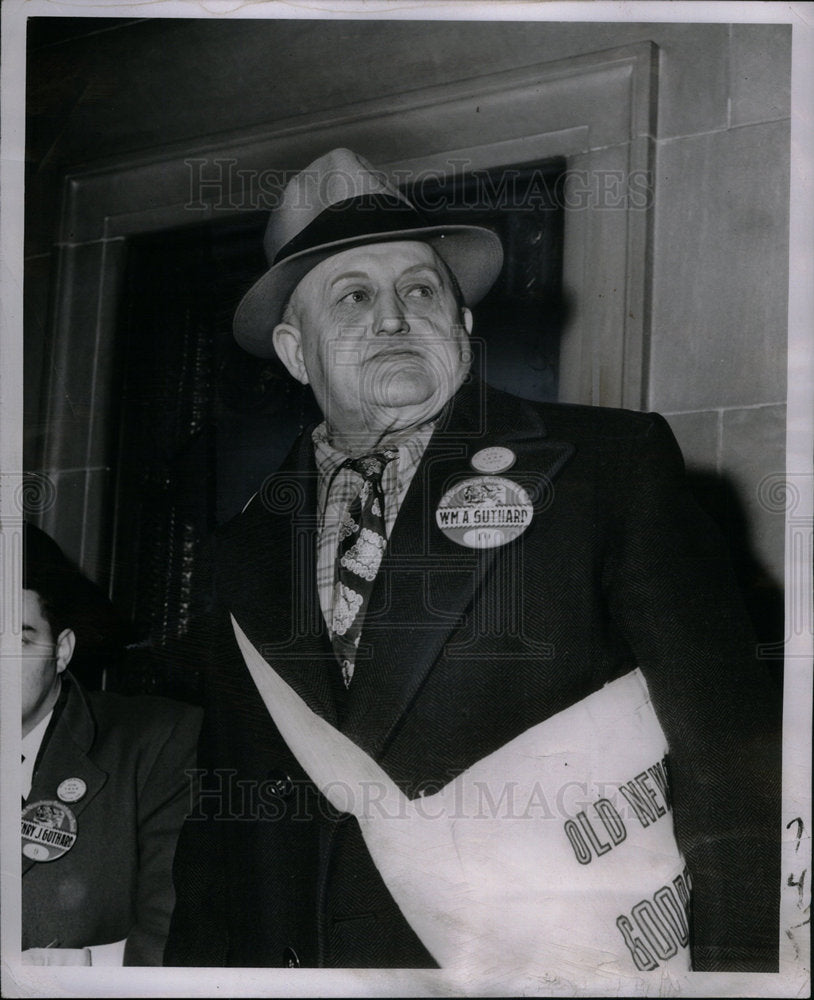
top-left (470, 446), bottom-right (516, 474)
top-left (57, 778), bottom-right (87, 803)
top-left (22, 800), bottom-right (77, 862)
top-left (436, 475), bottom-right (533, 549)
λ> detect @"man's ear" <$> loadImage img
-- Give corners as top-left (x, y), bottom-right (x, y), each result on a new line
top-left (55, 629), bottom-right (75, 673)
top-left (272, 324), bottom-right (309, 385)
top-left (461, 307), bottom-right (473, 335)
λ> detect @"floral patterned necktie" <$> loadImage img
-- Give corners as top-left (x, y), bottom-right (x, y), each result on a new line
top-left (331, 450), bottom-right (397, 687)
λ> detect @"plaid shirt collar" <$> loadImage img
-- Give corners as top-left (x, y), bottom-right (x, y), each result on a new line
top-left (311, 420), bottom-right (435, 496)
top-left (311, 419), bottom-right (436, 631)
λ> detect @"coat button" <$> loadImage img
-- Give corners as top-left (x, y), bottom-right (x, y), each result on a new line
top-left (282, 946), bottom-right (300, 967)
top-left (266, 770), bottom-right (294, 798)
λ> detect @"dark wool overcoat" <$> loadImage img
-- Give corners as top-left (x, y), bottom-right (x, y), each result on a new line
top-left (165, 380), bottom-right (780, 972)
top-left (23, 674), bottom-right (202, 964)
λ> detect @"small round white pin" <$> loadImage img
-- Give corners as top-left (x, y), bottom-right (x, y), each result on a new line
top-left (470, 446), bottom-right (516, 474)
top-left (57, 778), bottom-right (87, 804)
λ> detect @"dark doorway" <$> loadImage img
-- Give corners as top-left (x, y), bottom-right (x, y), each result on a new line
top-left (407, 160), bottom-right (566, 402)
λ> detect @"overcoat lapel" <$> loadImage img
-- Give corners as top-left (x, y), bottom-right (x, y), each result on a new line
top-left (22, 679), bottom-right (108, 876)
top-left (220, 383), bottom-right (576, 760)
top-left (217, 430), bottom-right (340, 726)
top-left (342, 384), bottom-right (576, 760)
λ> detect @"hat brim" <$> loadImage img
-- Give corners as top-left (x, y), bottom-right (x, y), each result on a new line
top-left (233, 225), bottom-right (504, 359)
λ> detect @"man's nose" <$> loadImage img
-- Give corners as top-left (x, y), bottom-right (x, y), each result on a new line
top-left (374, 291), bottom-right (410, 336)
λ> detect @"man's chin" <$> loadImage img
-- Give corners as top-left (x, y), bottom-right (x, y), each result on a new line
top-left (365, 371), bottom-right (452, 417)
top-left (366, 354), bottom-right (463, 404)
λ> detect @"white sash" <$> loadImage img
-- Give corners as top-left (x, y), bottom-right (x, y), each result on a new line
top-left (232, 616), bottom-right (692, 991)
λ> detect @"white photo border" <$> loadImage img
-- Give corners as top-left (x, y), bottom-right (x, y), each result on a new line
top-left (1, 2), bottom-right (811, 997)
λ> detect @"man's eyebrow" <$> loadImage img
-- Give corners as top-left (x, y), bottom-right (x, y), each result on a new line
top-left (21, 623), bottom-right (35, 632)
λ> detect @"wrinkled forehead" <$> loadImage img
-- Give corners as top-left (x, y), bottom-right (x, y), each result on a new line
top-left (291, 240), bottom-right (453, 302)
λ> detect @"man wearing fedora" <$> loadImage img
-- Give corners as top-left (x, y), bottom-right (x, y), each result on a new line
top-left (165, 149), bottom-right (780, 979)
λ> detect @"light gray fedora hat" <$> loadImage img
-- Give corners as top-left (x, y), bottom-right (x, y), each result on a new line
top-left (233, 148), bottom-right (504, 358)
